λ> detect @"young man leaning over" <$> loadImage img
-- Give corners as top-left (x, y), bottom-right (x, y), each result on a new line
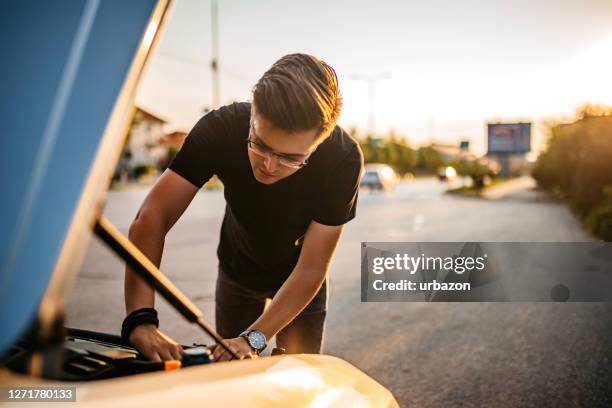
top-left (123, 53), bottom-right (363, 361)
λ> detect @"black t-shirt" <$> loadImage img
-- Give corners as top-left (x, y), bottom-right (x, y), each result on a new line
top-left (169, 102), bottom-right (363, 291)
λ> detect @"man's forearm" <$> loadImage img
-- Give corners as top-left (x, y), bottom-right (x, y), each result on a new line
top-left (248, 267), bottom-right (326, 340)
top-left (124, 215), bottom-right (166, 314)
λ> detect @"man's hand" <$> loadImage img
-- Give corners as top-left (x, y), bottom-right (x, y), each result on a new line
top-left (208, 337), bottom-right (255, 362)
top-left (129, 324), bottom-right (184, 362)
top-left (245, 221), bottom-right (343, 343)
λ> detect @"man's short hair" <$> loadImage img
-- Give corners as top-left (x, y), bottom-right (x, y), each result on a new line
top-left (252, 53), bottom-right (342, 140)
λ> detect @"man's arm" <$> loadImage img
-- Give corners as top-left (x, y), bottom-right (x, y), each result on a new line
top-left (211, 220), bottom-right (343, 360)
top-left (124, 169), bottom-right (199, 361)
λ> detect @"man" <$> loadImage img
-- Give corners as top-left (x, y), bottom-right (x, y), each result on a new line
top-left (123, 53), bottom-right (363, 362)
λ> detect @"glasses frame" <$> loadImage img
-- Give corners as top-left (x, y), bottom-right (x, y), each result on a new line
top-left (246, 131), bottom-right (315, 169)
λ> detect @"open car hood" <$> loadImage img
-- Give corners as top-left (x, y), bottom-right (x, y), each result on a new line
top-left (0, 0), bottom-right (168, 352)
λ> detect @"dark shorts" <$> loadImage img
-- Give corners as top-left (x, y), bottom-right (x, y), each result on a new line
top-left (215, 265), bottom-right (327, 354)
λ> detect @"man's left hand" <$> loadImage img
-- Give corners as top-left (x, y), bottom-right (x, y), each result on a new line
top-left (209, 337), bottom-right (255, 362)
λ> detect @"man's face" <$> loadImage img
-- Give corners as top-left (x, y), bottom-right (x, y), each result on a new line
top-left (248, 105), bottom-right (321, 185)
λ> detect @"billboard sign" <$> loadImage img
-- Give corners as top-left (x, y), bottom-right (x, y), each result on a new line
top-left (487, 123), bottom-right (531, 154)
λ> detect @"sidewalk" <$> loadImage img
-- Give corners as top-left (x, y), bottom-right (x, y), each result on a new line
top-left (480, 176), bottom-right (537, 200)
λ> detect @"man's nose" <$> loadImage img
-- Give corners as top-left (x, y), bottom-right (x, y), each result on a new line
top-left (263, 154), bottom-right (280, 172)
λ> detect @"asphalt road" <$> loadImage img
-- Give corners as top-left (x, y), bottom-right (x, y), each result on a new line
top-left (66, 178), bottom-right (612, 407)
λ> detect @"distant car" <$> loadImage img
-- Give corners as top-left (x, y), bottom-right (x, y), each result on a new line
top-left (437, 166), bottom-right (457, 183)
top-left (360, 163), bottom-right (399, 191)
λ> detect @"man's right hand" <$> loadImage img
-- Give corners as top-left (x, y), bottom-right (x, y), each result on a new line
top-left (128, 324), bottom-right (184, 362)
top-left (124, 170), bottom-right (199, 362)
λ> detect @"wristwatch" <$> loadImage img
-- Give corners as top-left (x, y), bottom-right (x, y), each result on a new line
top-left (239, 329), bottom-right (267, 353)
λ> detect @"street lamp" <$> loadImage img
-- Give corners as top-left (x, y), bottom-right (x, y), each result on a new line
top-left (350, 72), bottom-right (391, 137)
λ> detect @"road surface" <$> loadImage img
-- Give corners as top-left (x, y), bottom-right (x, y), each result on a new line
top-left (66, 178), bottom-right (612, 407)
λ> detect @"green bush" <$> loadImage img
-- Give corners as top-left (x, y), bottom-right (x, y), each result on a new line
top-left (585, 186), bottom-right (612, 241)
top-left (132, 163), bottom-right (155, 179)
top-left (452, 158), bottom-right (496, 190)
top-left (416, 146), bottom-right (446, 174)
top-left (359, 135), bottom-right (419, 176)
top-left (532, 106), bottom-right (612, 240)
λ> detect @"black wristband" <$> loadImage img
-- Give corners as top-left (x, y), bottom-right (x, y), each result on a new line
top-left (121, 308), bottom-right (159, 344)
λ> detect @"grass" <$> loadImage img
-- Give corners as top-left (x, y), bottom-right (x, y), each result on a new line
top-left (446, 178), bottom-right (505, 197)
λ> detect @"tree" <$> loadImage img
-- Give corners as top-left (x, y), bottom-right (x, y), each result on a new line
top-left (532, 107), bottom-right (612, 239)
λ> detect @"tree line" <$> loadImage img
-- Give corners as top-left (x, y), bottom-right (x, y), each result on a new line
top-left (354, 131), bottom-right (495, 187)
top-left (532, 104), bottom-right (612, 240)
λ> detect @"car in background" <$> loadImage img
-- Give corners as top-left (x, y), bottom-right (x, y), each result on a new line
top-left (360, 163), bottom-right (399, 191)
top-left (437, 166), bottom-right (457, 183)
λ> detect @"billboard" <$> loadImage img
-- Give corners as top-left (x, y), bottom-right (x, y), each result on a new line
top-left (487, 123), bottom-right (531, 154)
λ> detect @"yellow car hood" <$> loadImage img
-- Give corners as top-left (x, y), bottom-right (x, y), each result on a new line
top-left (1, 354), bottom-right (398, 407)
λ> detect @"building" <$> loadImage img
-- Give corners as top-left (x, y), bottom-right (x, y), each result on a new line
top-left (431, 143), bottom-right (471, 161)
top-left (157, 130), bottom-right (187, 169)
top-left (127, 107), bottom-right (168, 168)
top-left (158, 130), bottom-right (186, 151)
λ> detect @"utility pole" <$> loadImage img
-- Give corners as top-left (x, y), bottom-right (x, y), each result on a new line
top-left (428, 114), bottom-right (435, 145)
top-left (210, 0), bottom-right (220, 109)
top-left (350, 72), bottom-right (391, 137)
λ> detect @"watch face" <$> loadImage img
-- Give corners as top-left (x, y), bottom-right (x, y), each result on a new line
top-left (248, 331), bottom-right (266, 350)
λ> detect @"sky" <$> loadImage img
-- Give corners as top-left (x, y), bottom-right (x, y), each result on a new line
top-left (136, 0), bottom-right (612, 155)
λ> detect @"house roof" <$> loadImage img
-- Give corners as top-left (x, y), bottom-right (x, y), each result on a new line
top-left (157, 131), bottom-right (187, 147)
top-left (431, 143), bottom-right (462, 156)
top-left (136, 107), bottom-right (167, 124)
top-left (164, 130), bottom-right (187, 139)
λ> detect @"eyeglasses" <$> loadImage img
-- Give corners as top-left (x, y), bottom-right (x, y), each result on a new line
top-left (247, 135), bottom-right (312, 169)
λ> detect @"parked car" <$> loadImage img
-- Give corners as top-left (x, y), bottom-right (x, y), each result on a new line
top-left (437, 166), bottom-right (457, 183)
top-left (360, 163), bottom-right (400, 191)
